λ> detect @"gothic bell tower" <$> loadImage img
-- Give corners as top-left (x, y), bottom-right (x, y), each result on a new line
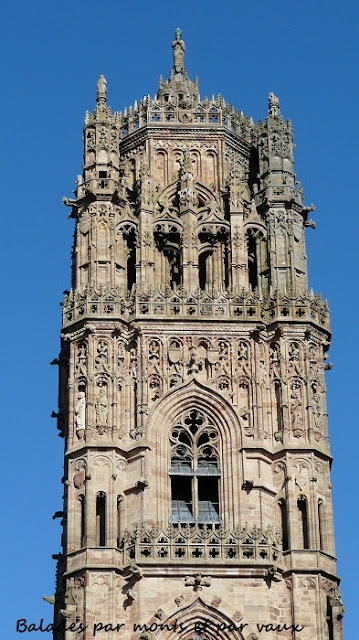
top-left (54, 30), bottom-right (344, 640)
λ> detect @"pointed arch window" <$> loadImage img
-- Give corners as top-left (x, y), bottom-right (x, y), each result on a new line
top-left (96, 492), bottom-right (107, 547)
top-left (297, 495), bottom-right (309, 549)
top-left (318, 499), bottom-right (325, 551)
top-left (169, 410), bottom-right (221, 524)
top-left (247, 230), bottom-right (258, 291)
top-left (154, 226), bottom-right (182, 290)
top-left (246, 228), bottom-right (269, 295)
top-left (79, 495), bottom-right (86, 548)
top-left (326, 596), bottom-right (334, 640)
top-left (278, 499), bottom-right (289, 551)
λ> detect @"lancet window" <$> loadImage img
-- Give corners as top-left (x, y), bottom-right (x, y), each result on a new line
top-left (246, 228), bottom-right (269, 295)
top-left (116, 223), bottom-right (137, 292)
top-left (79, 495), bottom-right (86, 548)
top-left (326, 596), bottom-right (334, 640)
top-left (278, 499), bottom-right (289, 551)
top-left (198, 229), bottom-right (230, 291)
top-left (297, 495), bottom-right (309, 549)
top-left (96, 492), bottom-right (107, 547)
top-left (154, 225), bottom-right (182, 290)
top-left (318, 499), bottom-right (324, 551)
top-left (169, 410), bottom-right (221, 524)
top-left (125, 229), bottom-right (136, 291)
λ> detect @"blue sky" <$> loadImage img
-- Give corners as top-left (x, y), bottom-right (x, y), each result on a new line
top-left (1, 0), bottom-right (358, 637)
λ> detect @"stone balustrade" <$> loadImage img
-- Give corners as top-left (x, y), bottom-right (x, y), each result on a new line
top-left (120, 523), bottom-right (282, 566)
top-left (62, 287), bottom-right (330, 330)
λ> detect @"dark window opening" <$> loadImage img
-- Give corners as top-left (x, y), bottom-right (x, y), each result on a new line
top-left (318, 500), bottom-right (324, 551)
top-left (298, 497), bottom-right (309, 549)
top-left (79, 495), bottom-right (85, 548)
top-left (223, 244), bottom-right (230, 289)
top-left (275, 381), bottom-right (283, 431)
top-left (170, 476), bottom-right (194, 524)
top-left (99, 170), bottom-right (107, 179)
top-left (126, 231), bottom-right (136, 291)
top-left (154, 230), bottom-right (181, 290)
top-left (198, 476), bottom-right (220, 523)
top-left (326, 596), bottom-right (334, 640)
top-left (279, 499), bottom-right (289, 551)
top-left (247, 232), bottom-right (258, 291)
top-left (96, 493), bottom-right (106, 547)
top-left (199, 250), bottom-right (212, 290)
top-left (117, 496), bottom-right (122, 548)
top-left (164, 248), bottom-right (181, 289)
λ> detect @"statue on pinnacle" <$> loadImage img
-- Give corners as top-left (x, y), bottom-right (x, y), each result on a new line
top-left (172, 28), bottom-right (185, 73)
top-left (97, 75), bottom-right (107, 103)
top-left (268, 91), bottom-right (280, 117)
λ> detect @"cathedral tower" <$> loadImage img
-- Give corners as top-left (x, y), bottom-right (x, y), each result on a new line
top-left (55, 30), bottom-right (344, 640)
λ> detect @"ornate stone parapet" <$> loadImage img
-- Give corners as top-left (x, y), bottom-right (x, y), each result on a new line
top-left (62, 287), bottom-right (330, 330)
top-left (121, 523), bottom-right (282, 567)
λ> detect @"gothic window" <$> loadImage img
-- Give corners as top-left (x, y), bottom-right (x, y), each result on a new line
top-left (318, 499), bottom-right (324, 551)
top-left (274, 381), bottom-right (283, 431)
top-left (169, 410), bottom-right (221, 524)
top-left (96, 492), bottom-right (106, 547)
top-left (164, 248), bottom-right (181, 288)
top-left (246, 228), bottom-right (269, 294)
top-left (278, 499), bottom-right (289, 551)
top-left (199, 249), bottom-right (213, 290)
top-left (117, 496), bottom-right (123, 548)
top-left (297, 495), bottom-right (309, 549)
top-left (326, 596), bottom-right (334, 640)
top-left (154, 228), bottom-right (182, 290)
top-left (79, 495), bottom-right (86, 548)
top-left (247, 230), bottom-right (258, 291)
top-left (125, 229), bottom-right (137, 291)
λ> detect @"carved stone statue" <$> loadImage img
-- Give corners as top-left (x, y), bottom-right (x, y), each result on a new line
top-left (75, 391), bottom-right (86, 438)
top-left (238, 341), bottom-right (248, 361)
top-left (268, 92), bottom-right (280, 117)
top-left (95, 385), bottom-right (108, 428)
top-left (97, 75), bottom-right (107, 102)
top-left (76, 342), bottom-right (87, 377)
top-left (172, 28), bottom-right (185, 73)
top-left (290, 381), bottom-right (304, 436)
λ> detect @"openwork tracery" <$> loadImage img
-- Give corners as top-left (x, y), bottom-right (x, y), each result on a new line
top-left (169, 410), bottom-right (221, 524)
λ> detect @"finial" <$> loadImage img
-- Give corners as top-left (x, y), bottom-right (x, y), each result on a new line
top-left (172, 28), bottom-right (185, 74)
top-left (268, 92), bottom-right (280, 117)
top-left (97, 75), bottom-right (107, 103)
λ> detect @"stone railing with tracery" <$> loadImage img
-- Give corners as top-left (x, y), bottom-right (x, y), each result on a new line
top-left (62, 287), bottom-right (330, 330)
top-left (84, 94), bottom-right (255, 142)
top-left (120, 523), bottom-right (282, 566)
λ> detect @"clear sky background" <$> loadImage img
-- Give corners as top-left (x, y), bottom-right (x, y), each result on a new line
top-left (1, 0), bottom-right (358, 637)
